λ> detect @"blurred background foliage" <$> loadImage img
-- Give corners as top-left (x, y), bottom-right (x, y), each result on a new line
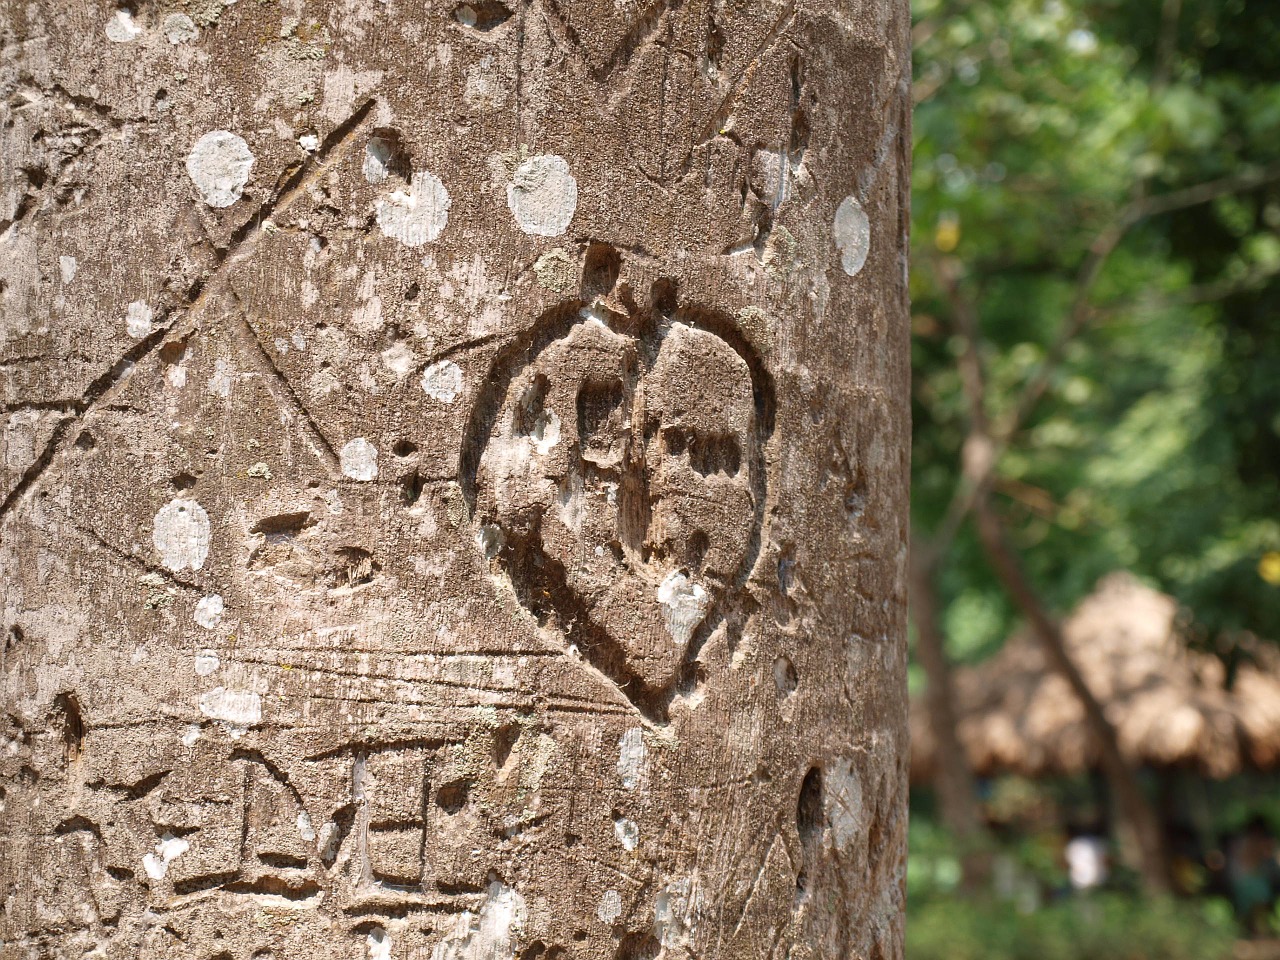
top-left (908, 0), bottom-right (1280, 954)
top-left (911, 0), bottom-right (1280, 670)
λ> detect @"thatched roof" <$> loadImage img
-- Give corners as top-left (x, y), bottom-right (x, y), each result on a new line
top-left (911, 573), bottom-right (1280, 781)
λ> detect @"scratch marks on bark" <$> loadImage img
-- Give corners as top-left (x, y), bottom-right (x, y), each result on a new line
top-left (230, 300), bottom-right (341, 475)
top-left (0, 99), bottom-right (377, 537)
top-left (67, 520), bottom-right (203, 595)
top-left (537, 0), bottom-right (680, 85)
top-left (675, 0), bottom-right (799, 182)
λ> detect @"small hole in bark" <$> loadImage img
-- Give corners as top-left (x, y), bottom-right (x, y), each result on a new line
top-left (687, 433), bottom-right (740, 476)
top-left (400, 469), bottom-right (424, 505)
top-left (650, 278), bottom-right (678, 315)
top-left (581, 242), bottom-right (622, 301)
top-left (452, 0), bottom-right (513, 30)
top-left (663, 427), bottom-right (685, 457)
top-left (578, 379), bottom-right (625, 446)
top-left (437, 778), bottom-right (471, 814)
top-left (564, 832), bottom-right (580, 847)
top-left (75, 431), bottom-right (96, 451)
top-left (366, 128), bottom-right (411, 181)
top-left (158, 339), bottom-right (187, 367)
top-left (790, 108), bottom-right (810, 164)
top-left (392, 440), bottom-right (418, 458)
top-left (686, 530), bottom-right (709, 571)
top-left (55, 693), bottom-right (85, 762)
top-left (172, 472), bottom-right (197, 491)
top-left (778, 545), bottom-right (796, 596)
top-left (252, 511), bottom-right (310, 538)
top-left (615, 933), bottom-right (660, 960)
top-left (515, 375), bottom-right (550, 436)
top-left (405, 282), bottom-right (420, 302)
top-left (337, 547), bottom-right (378, 587)
top-left (796, 766), bottom-right (823, 896)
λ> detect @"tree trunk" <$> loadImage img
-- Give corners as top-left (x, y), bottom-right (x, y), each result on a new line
top-left (972, 498), bottom-right (1171, 894)
top-left (909, 542), bottom-right (991, 891)
top-left (0, 2), bottom-right (911, 957)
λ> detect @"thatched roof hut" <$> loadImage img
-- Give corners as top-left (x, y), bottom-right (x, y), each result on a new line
top-left (911, 573), bottom-right (1280, 782)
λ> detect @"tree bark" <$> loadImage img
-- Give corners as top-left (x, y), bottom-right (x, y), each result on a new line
top-left (0, 1), bottom-right (911, 958)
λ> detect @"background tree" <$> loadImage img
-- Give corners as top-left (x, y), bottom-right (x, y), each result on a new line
top-left (909, 0), bottom-right (1280, 892)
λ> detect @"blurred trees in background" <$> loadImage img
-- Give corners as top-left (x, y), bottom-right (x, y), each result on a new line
top-left (909, 0), bottom-right (1280, 895)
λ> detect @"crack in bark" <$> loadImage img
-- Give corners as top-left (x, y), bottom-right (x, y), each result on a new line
top-left (230, 298), bottom-right (341, 474)
top-left (67, 521), bottom-right (203, 595)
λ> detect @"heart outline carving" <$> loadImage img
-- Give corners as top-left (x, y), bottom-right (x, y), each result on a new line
top-left (461, 275), bottom-right (775, 724)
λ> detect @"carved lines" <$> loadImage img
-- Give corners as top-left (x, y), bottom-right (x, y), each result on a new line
top-left (0, 98), bottom-right (378, 537)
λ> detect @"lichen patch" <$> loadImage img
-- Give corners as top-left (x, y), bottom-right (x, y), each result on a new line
top-left (507, 155), bottom-right (577, 237)
top-left (186, 131), bottom-right (254, 208)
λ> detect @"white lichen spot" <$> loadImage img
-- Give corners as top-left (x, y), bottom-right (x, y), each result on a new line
top-left (141, 833), bottom-right (189, 880)
top-left (319, 821), bottom-right (342, 861)
top-left (299, 132), bottom-right (320, 153)
top-left (617, 727), bottom-right (647, 790)
top-left (477, 524), bottom-right (504, 559)
top-left (363, 137), bottom-right (393, 183)
top-left (655, 876), bottom-right (701, 952)
top-left (531, 409), bottom-right (560, 454)
top-left (59, 255), bottom-right (77, 285)
top-left (420, 359), bottom-right (462, 403)
top-left (181, 724), bottom-right (201, 747)
top-left (152, 498), bottom-right (211, 571)
top-left (367, 927), bottom-right (391, 960)
top-left (194, 650), bottom-right (220, 676)
top-left (199, 687), bottom-right (262, 728)
top-left (597, 889), bottom-right (622, 924)
top-left (614, 817), bottom-right (639, 851)
top-left (105, 9), bottom-right (143, 42)
top-left (380, 340), bottom-right (417, 379)
top-left (506, 155), bottom-right (577, 237)
top-left (833, 194), bottom-right (871, 277)
top-left (209, 358), bottom-right (234, 398)
top-left (186, 131), bottom-right (255, 208)
top-left (125, 301), bottom-right (154, 338)
top-left (376, 171), bottom-right (450, 246)
top-left (162, 13), bottom-right (198, 44)
top-left (657, 570), bottom-right (709, 646)
top-left (297, 811), bottom-right (316, 842)
top-left (431, 880), bottom-right (526, 960)
top-left (340, 438), bottom-right (379, 482)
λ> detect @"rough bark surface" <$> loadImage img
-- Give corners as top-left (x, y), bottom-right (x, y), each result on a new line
top-left (0, 1), bottom-right (910, 958)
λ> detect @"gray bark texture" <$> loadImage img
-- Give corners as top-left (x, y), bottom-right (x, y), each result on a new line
top-left (0, 0), bottom-right (911, 957)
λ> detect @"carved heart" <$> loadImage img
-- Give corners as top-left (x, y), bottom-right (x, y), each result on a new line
top-left (464, 295), bottom-right (773, 720)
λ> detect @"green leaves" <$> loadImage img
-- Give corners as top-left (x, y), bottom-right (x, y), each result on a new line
top-left (911, 0), bottom-right (1280, 655)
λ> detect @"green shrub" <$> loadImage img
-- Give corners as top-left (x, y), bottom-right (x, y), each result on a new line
top-left (907, 894), bottom-right (1237, 960)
